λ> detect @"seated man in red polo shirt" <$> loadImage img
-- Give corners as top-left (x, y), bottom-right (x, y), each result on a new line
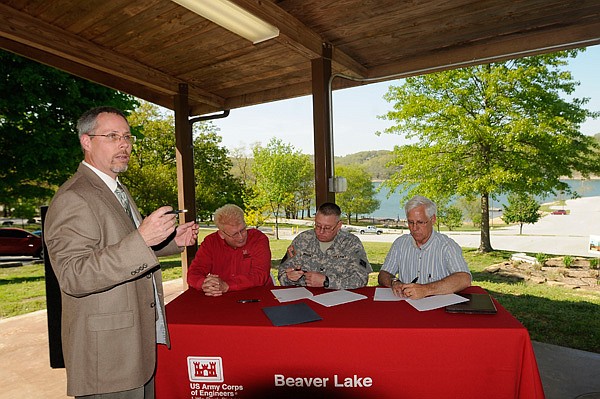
top-left (187, 204), bottom-right (273, 296)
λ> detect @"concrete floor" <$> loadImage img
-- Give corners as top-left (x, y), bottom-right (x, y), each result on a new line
top-left (1, 278), bottom-right (600, 399)
top-left (533, 341), bottom-right (600, 399)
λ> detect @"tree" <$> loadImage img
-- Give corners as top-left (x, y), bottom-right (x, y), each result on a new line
top-left (501, 193), bottom-right (541, 235)
top-left (437, 205), bottom-right (463, 231)
top-left (11, 199), bottom-right (38, 227)
top-left (123, 102), bottom-right (244, 219)
top-left (252, 138), bottom-right (310, 239)
top-left (192, 123), bottom-right (245, 221)
top-left (289, 157), bottom-right (314, 219)
top-left (0, 50), bottom-right (137, 211)
top-left (380, 49), bottom-right (600, 252)
top-left (121, 102), bottom-right (179, 215)
top-left (230, 146), bottom-right (270, 225)
top-left (334, 165), bottom-right (380, 223)
top-left (456, 197), bottom-right (481, 227)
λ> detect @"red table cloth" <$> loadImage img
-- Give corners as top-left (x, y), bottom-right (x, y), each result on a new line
top-left (156, 286), bottom-right (544, 399)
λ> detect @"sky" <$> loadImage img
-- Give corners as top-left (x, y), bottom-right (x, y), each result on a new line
top-left (211, 46), bottom-right (600, 156)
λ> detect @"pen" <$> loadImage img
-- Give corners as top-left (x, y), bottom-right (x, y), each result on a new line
top-left (237, 299), bottom-right (260, 303)
top-left (165, 209), bottom-right (188, 215)
top-left (402, 277), bottom-right (419, 296)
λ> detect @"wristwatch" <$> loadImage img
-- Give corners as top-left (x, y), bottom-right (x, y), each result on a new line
top-left (323, 276), bottom-right (330, 288)
top-left (390, 278), bottom-right (400, 287)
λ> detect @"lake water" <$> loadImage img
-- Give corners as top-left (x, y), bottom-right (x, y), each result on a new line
top-left (371, 179), bottom-right (600, 220)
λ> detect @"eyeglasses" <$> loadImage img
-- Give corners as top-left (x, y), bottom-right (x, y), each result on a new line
top-left (407, 218), bottom-right (431, 227)
top-left (221, 226), bottom-right (247, 239)
top-left (314, 221), bottom-right (340, 232)
top-left (88, 133), bottom-right (137, 143)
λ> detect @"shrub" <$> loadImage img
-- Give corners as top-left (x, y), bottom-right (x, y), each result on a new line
top-left (535, 253), bottom-right (548, 266)
top-left (590, 258), bottom-right (599, 269)
top-left (563, 255), bottom-right (573, 268)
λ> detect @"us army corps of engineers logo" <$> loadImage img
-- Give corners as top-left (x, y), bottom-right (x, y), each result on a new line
top-left (187, 357), bottom-right (244, 398)
top-left (187, 356), bottom-right (223, 382)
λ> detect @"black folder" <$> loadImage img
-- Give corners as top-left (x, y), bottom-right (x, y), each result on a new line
top-left (445, 293), bottom-right (497, 314)
top-left (262, 302), bottom-right (322, 326)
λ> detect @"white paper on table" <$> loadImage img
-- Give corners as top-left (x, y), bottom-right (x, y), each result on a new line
top-left (406, 293), bottom-right (469, 311)
top-left (374, 287), bottom-right (406, 301)
top-left (309, 289), bottom-right (367, 307)
top-left (271, 287), bottom-right (314, 302)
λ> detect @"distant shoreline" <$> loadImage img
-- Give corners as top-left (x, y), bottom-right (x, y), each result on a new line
top-left (372, 176), bottom-right (600, 183)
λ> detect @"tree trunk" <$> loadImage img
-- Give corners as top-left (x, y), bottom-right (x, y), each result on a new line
top-left (478, 193), bottom-right (494, 252)
top-left (519, 223), bottom-right (523, 235)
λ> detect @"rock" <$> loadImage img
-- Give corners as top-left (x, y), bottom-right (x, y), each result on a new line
top-left (511, 253), bottom-right (538, 264)
top-left (484, 265), bottom-right (501, 273)
top-left (484, 258), bottom-right (600, 291)
top-left (529, 276), bottom-right (547, 284)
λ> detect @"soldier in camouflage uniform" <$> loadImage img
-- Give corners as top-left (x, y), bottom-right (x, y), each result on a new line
top-left (278, 202), bottom-right (372, 289)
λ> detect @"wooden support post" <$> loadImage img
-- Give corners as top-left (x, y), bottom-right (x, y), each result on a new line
top-left (311, 43), bottom-right (335, 207)
top-left (174, 83), bottom-right (197, 289)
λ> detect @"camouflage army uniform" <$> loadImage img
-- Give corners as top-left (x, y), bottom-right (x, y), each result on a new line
top-left (277, 229), bottom-right (372, 289)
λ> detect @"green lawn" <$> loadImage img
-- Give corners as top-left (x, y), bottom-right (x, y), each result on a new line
top-left (2, 229), bottom-right (599, 353)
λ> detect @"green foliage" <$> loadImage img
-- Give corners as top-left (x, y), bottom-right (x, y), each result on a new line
top-left (0, 50), bottom-right (138, 209)
top-left (501, 193), bottom-right (541, 235)
top-left (11, 199), bottom-right (38, 223)
top-left (590, 258), bottom-right (599, 269)
top-left (379, 49), bottom-right (600, 252)
top-left (193, 123), bottom-right (245, 220)
top-left (335, 150), bottom-right (397, 180)
top-left (438, 205), bottom-right (463, 231)
top-left (563, 255), bottom-right (573, 268)
top-left (122, 102), bottom-right (178, 214)
top-left (335, 165), bottom-right (380, 222)
top-left (122, 102), bottom-right (244, 218)
top-left (456, 197), bottom-right (482, 227)
top-left (535, 253), bottom-right (548, 265)
top-left (289, 156), bottom-right (314, 219)
top-left (252, 138), bottom-right (314, 237)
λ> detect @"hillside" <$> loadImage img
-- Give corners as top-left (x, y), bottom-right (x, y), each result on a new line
top-left (231, 149), bottom-right (399, 181)
top-left (334, 150), bottom-right (398, 180)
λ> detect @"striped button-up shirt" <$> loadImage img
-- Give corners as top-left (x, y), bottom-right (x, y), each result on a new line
top-left (381, 230), bottom-right (471, 284)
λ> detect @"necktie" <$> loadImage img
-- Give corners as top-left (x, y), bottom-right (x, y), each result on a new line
top-left (115, 182), bottom-right (135, 225)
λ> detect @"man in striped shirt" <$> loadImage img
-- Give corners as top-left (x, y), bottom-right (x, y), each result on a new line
top-left (378, 195), bottom-right (471, 299)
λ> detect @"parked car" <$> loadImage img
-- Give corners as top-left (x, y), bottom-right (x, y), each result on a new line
top-left (551, 209), bottom-right (567, 215)
top-left (359, 226), bottom-right (383, 235)
top-left (0, 227), bottom-right (43, 258)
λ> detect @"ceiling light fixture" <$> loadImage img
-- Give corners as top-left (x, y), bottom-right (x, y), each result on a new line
top-left (171, 0), bottom-right (279, 44)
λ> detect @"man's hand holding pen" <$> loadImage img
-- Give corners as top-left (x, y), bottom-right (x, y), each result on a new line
top-left (285, 267), bottom-right (305, 282)
top-left (285, 267), bottom-right (327, 287)
top-left (391, 277), bottom-right (425, 299)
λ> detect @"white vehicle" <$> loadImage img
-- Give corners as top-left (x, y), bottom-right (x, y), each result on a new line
top-left (359, 226), bottom-right (383, 235)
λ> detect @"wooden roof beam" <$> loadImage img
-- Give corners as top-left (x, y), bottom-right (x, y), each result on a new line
top-left (0, 3), bottom-right (225, 112)
top-left (230, 0), bottom-right (368, 78)
top-left (365, 20), bottom-right (600, 81)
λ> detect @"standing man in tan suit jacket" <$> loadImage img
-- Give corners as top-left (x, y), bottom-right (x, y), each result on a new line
top-left (44, 106), bottom-right (199, 399)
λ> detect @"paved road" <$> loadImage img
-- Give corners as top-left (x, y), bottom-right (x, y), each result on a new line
top-left (447, 195), bottom-right (600, 256)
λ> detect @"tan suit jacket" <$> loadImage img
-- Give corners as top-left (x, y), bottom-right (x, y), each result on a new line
top-left (44, 164), bottom-right (181, 396)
